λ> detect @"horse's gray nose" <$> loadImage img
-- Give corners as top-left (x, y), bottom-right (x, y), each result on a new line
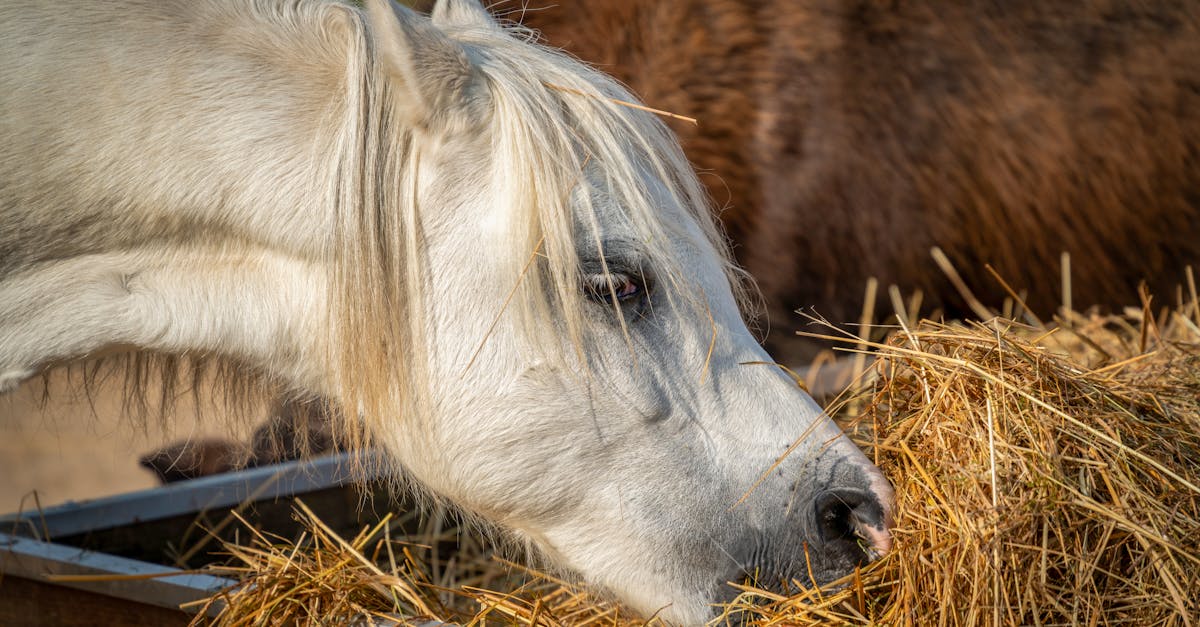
top-left (814, 486), bottom-right (893, 559)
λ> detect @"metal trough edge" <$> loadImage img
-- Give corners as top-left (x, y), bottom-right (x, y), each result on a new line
top-left (0, 450), bottom-right (386, 539)
top-left (0, 531), bottom-right (233, 616)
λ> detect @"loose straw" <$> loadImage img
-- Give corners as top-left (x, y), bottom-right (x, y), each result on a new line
top-left (544, 82), bottom-right (698, 125)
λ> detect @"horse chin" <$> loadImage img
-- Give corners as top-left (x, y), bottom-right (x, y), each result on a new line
top-left (730, 546), bottom-right (872, 596)
top-left (711, 527), bottom-right (884, 614)
top-left (549, 528), bottom-right (881, 626)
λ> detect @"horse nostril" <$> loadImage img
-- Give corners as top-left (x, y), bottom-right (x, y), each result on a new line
top-left (814, 488), bottom-right (891, 558)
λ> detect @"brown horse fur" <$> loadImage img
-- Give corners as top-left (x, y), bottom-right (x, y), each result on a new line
top-left (140, 397), bottom-right (339, 483)
top-left (470, 0), bottom-right (1200, 362)
top-left (140, 437), bottom-right (252, 483)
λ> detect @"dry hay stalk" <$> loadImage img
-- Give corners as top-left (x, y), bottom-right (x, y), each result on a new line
top-left (194, 308), bottom-right (1200, 626)
top-left (188, 501), bottom-right (436, 625)
top-left (190, 501), bottom-right (647, 626)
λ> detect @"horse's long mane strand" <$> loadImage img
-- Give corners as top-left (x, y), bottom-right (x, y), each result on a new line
top-left (326, 6), bottom-right (426, 463)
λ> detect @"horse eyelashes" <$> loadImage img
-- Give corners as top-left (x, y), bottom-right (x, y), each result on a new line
top-left (584, 272), bottom-right (637, 302)
top-left (583, 271), bottom-right (650, 315)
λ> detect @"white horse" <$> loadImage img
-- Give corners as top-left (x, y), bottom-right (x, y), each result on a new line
top-left (0, 0), bottom-right (894, 621)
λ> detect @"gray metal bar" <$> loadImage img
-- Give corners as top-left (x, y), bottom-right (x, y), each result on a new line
top-left (0, 450), bottom-right (387, 539)
top-left (0, 531), bottom-right (234, 616)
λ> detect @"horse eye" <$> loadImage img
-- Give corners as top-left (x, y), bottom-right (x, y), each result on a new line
top-left (584, 273), bottom-right (643, 305)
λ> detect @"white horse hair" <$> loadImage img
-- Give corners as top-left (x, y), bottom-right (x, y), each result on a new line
top-left (0, 0), bottom-right (894, 622)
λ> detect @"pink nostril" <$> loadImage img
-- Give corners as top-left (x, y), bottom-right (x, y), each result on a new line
top-left (866, 469), bottom-right (896, 557)
top-left (859, 519), bottom-right (893, 558)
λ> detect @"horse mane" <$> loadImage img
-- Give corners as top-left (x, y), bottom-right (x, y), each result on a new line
top-left (326, 5), bottom-right (746, 458)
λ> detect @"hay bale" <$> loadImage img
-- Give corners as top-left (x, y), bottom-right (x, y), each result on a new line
top-left (728, 309), bottom-right (1200, 625)
top-left (196, 308), bottom-right (1200, 626)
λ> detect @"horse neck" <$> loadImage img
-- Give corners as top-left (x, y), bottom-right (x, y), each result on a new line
top-left (116, 1), bottom-right (371, 258)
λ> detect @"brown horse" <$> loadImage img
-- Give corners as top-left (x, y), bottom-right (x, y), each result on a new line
top-left (480, 0), bottom-right (1200, 362)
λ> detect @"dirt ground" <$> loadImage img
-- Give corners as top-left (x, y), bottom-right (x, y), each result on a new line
top-left (0, 365), bottom-right (257, 514)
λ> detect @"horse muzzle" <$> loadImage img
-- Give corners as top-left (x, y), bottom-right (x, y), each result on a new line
top-left (719, 462), bottom-right (895, 603)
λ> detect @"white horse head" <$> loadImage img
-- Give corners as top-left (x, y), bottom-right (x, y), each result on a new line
top-left (0, 0), bottom-right (893, 621)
